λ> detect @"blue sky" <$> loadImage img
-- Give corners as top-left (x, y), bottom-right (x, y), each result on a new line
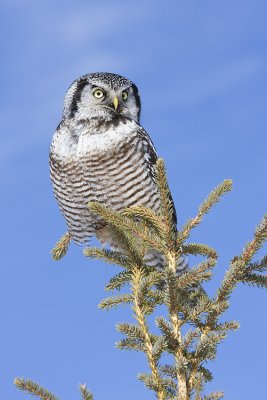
top-left (0, 1), bottom-right (266, 399)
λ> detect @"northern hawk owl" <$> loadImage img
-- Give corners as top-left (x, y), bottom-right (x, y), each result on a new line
top-left (50, 72), bottom-right (187, 272)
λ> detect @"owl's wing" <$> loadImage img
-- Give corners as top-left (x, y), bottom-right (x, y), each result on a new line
top-left (137, 127), bottom-right (177, 226)
top-left (49, 123), bottom-right (98, 243)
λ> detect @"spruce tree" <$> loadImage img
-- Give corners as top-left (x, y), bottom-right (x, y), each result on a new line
top-left (15, 159), bottom-right (267, 400)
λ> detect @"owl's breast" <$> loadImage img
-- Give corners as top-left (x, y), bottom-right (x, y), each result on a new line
top-left (50, 116), bottom-right (160, 243)
top-left (76, 118), bottom-right (138, 157)
top-left (51, 117), bottom-right (140, 160)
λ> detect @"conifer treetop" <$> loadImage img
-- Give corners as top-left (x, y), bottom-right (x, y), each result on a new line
top-left (19, 159), bottom-right (266, 400)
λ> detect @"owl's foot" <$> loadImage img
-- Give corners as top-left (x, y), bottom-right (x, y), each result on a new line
top-left (51, 232), bottom-right (72, 260)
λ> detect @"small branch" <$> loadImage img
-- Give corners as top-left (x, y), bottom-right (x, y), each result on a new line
top-left (241, 215), bottom-right (267, 263)
top-left (155, 159), bottom-right (177, 250)
top-left (216, 215), bottom-right (267, 304)
top-left (89, 201), bottom-right (166, 253)
top-left (79, 383), bottom-right (94, 400)
top-left (182, 243), bottom-right (217, 260)
top-left (14, 378), bottom-right (59, 400)
top-left (51, 232), bottom-right (71, 260)
top-left (122, 205), bottom-right (165, 237)
top-left (177, 180), bottom-right (232, 246)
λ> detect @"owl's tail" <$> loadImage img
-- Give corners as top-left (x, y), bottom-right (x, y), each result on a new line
top-left (144, 249), bottom-right (189, 276)
top-left (96, 226), bottom-right (190, 280)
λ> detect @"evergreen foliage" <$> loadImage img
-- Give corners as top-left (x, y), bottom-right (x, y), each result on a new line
top-left (16, 159), bottom-right (267, 400)
top-left (79, 384), bottom-right (94, 400)
top-left (14, 379), bottom-right (94, 400)
top-left (51, 232), bottom-right (71, 260)
top-left (14, 378), bottom-right (59, 400)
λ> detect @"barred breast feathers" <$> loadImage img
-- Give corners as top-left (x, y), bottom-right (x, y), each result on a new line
top-left (49, 115), bottom-right (162, 242)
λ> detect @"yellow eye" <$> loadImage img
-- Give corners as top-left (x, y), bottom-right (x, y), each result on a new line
top-left (93, 88), bottom-right (105, 99)
top-left (122, 91), bottom-right (128, 101)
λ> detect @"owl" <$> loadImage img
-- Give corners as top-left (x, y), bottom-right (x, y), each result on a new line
top-left (50, 72), bottom-right (187, 273)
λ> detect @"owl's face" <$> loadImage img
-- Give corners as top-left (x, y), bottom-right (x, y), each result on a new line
top-left (63, 72), bottom-right (141, 122)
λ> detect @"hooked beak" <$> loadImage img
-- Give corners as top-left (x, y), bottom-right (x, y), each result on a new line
top-left (112, 96), bottom-right (119, 111)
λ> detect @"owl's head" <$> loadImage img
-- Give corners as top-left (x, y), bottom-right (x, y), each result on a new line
top-left (63, 72), bottom-right (141, 122)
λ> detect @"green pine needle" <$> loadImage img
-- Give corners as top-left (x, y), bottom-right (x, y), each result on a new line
top-left (88, 201), bottom-right (166, 253)
top-left (138, 372), bottom-right (158, 391)
top-left (198, 180), bottom-right (232, 216)
top-left (14, 378), bottom-right (59, 400)
top-left (182, 243), bottom-right (218, 259)
top-left (159, 364), bottom-right (177, 379)
top-left (51, 232), bottom-right (71, 260)
top-left (116, 322), bottom-right (146, 340)
top-left (242, 272), bottom-right (267, 289)
top-left (105, 269), bottom-right (132, 291)
top-left (246, 255), bottom-right (267, 272)
top-left (98, 294), bottom-right (132, 310)
top-left (79, 384), bottom-right (94, 400)
top-left (122, 205), bottom-right (165, 236)
top-left (84, 247), bottom-right (130, 269)
top-left (176, 258), bottom-right (216, 289)
top-left (116, 337), bottom-right (145, 352)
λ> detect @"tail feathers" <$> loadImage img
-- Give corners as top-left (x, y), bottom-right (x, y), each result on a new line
top-left (175, 255), bottom-right (189, 276)
top-left (144, 250), bottom-right (189, 276)
top-left (96, 226), bottom-right (190, 278)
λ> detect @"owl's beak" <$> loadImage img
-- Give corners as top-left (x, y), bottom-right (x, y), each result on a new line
top-left (112, 96), bottom-right (119, 111)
